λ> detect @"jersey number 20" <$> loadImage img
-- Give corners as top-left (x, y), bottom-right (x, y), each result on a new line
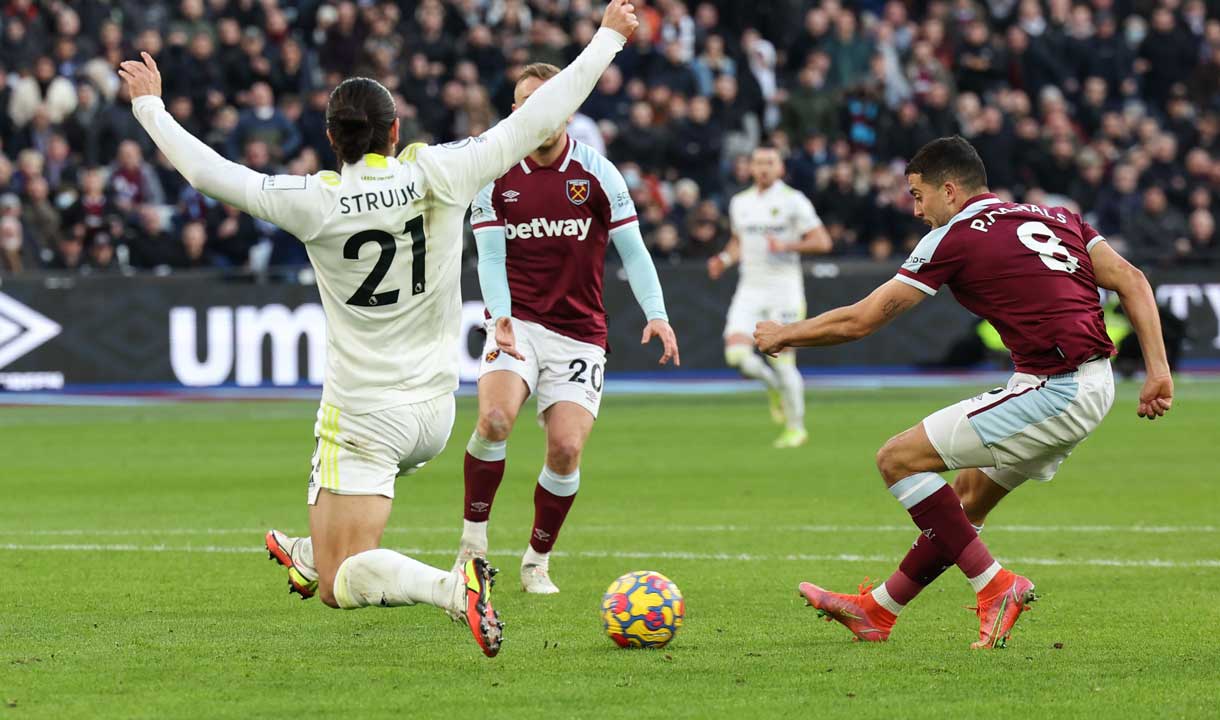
top-left (343, 216), bottom-right (427, 307)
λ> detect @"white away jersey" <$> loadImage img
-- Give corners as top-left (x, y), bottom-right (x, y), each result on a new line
top-left (130, 28), bottom-right (630, 414)
top-left (242, 147), bottom-right (495, 413)
top-left (728, 181), bottom-right (822, 291)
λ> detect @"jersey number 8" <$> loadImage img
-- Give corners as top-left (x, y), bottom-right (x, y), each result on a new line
top-left (1017, 220), bottom-right (1079, 274)
top-left (343, 216), bottom-right (427, 307)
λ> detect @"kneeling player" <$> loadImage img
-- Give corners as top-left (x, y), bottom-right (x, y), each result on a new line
top-left (755, 137), bottom-right (1172, 647)
top-left (456, 62), bottom-right (680, 594)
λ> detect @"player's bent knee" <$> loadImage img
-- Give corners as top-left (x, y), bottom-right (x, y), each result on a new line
top-left (546, 440), bottom-right (583, 474)
top-left (318, 583), bottom-right (340, 609)
top-left (875, 439), bottom-right (907, 485)
top-left (478, 406), bottom-right (516, 441)
top-left (724, 344), bottom-right (752, 368)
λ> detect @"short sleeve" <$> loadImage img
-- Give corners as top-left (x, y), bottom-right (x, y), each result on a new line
top-left (792, 192), bottom-right (823, 235)
top-left (242, 172), bottom-right (331, 242)
top-left (579, 145), bottom-right (638, 236)
top-left (470, 180), bottom-right (502, 235)
top-left (1077, 214), bottom-right (1106, 251)
top-left (895, 225), bottom-right (960, 296)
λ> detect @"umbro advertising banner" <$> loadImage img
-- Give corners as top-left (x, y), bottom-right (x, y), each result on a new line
top-left (0, 267), bottom-right (1217, 391)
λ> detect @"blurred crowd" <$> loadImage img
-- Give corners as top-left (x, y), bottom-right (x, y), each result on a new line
top-left (0, 0), bottom-right (1217, 277)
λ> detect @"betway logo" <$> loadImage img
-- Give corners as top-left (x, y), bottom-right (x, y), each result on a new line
top-left (504, 217), bottom-right (592, 242)
top-left (0, 292), bottom-right (61, 369)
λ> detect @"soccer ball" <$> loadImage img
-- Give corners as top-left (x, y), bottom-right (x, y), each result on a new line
top-left (600, 570), bottom-right (685, 648)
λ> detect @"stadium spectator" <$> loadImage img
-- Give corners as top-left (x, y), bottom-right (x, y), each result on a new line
top-left (1124, 186), bottom-right (1190, 266)
top-left (109, 140), bottom-right (165, 212)
top-left (0, 0), bottom-right (1214, 278)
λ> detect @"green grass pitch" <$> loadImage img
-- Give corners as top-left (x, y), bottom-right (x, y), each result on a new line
top-left (2, 381), bottom-right (1218, 718)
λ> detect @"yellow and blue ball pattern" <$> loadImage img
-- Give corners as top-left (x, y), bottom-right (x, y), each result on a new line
top-left (601, 571), bottom-right (685, 648)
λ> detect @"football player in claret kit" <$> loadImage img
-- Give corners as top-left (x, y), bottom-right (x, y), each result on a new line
top-left (708, 145), bottom-right (832, 449)
top-left (121, 1), bottom-right (643, 657)
top-left (755, 137), bottom-right (1173, 648)
top-left (455, 62), bottom-right (680, 594)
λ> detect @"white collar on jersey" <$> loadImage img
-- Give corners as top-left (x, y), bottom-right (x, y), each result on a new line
top-left (519, 135), bottom-right (575, 175)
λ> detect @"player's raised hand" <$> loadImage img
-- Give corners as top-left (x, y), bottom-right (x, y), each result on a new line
top-left (494, 316), bottom-right (526, 361)
top-left (118, 52), bottom-right (162, 99)
top-left (601, 0), bottom-right (640, 39)
top-left (754, 321), bottom-right (786, 357)
top-left (707, 254), bottom-right (725, 280)
top-left (642, 319), bottom-right (680, 366)
top-left (1137, 373), bottom-right (1173, 420)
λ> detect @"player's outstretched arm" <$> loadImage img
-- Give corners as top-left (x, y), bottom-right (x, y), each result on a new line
top-left (416, 1), bottom-right (638, 205)
top-left (122, 54), bottom-right (256, 213)
top-left (1090, 240), bottom-right (1173, 419)
top-left (754, 278), bottom-right (926, 355)
top-left (122, 53), bottom-right (321, 240)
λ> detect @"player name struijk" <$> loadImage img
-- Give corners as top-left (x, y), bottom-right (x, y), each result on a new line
top-left (338, 185), bottom-right (421, 215)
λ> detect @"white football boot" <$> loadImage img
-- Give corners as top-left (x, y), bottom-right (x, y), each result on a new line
top-left (521, 562), bottom-right (560, 594)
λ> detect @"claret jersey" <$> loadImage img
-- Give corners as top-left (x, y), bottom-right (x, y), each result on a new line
top-left (895, 194), bottom-right (1115, 375)
top-left (469, 136), bottom-right (638, 349)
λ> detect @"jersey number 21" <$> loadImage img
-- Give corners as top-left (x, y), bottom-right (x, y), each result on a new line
top-left (343, 216), bottom-right (427, 307)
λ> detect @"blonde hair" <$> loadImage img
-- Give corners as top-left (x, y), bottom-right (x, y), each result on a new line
top-left (517, 62), bottom-right (561, 85)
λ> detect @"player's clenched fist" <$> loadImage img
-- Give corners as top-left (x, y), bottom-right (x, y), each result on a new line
top-left (601, 0), bottom-right (640, 39)
top-left (118, 52), bottom-right (162, 99)
top-left (754, 321), bottom-right (786, 357)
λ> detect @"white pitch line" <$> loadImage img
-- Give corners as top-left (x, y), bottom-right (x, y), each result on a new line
top-left (0, 524), bottom-right (1215, 537)
top-left (1, 543), bottom-right (1217, 569)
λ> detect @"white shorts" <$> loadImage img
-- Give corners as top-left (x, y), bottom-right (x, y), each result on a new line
top-left (479, 318), bottom-right (606, 421)
top-left (922, 358), bottom-right (1114, 490)
top-left (725, 285), bottom-right (806, 338)
top-left (306, 394), bottom-right (456, 504)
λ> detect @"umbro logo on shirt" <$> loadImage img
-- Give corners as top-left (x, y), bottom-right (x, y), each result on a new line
top-left (502, 190), bottom-right (521, 203)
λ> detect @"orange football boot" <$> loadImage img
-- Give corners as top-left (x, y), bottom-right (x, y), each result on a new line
top-left (970, 569), bottom-right (1037, 649)
top-left (799, 578), bottom-right (897, 642)
top-left (455, 558), bottom-right (504, 658)
top-left (265, 529), bottom-right (318, 600)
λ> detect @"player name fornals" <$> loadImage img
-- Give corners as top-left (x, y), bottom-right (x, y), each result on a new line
top-left (0, 372), bottom-right (65, 391)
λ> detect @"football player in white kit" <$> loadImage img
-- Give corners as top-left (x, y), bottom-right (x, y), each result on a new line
top-left (120, 0), bottom-right (640, 658)
top-left (707, 145), bottom-right (832, 448)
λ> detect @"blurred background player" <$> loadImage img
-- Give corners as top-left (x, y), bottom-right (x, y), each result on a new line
top-left (457, 62), bottom-right (680, 594)
top-left (755, 137), bottom-right (1172, 649)
top-left (123, 0), bottom-right (642, 658)
top-left (707, 145), bottom-right (832, 448)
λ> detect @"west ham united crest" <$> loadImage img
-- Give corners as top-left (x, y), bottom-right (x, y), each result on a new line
top-left (566, 179), bottom-right (590, 206)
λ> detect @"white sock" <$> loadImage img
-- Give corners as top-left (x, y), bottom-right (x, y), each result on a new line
top-left (461, 519), bottom-right (488, 551)
top-left (334, 548), bottom-right (456, 611)
top-left (466, 431), bottom-right (506, 462)
top-left (968, 560), bottom-right (1002, 594)
top-left (522, 545), bottom-right (549, 569)
top-left (728, 347), bottom-right (780, 389)
top-left (293, 536), bottom-right (317, 580)
top-left (772, 361), bottom-right (805, 429)
top-left (871, 583), bottom-right (905, 615)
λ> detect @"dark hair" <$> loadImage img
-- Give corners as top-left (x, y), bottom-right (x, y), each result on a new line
top-left (326, 77), bottom-right (396, 165)
top-left (905, 136), bottom-right (988, 191)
